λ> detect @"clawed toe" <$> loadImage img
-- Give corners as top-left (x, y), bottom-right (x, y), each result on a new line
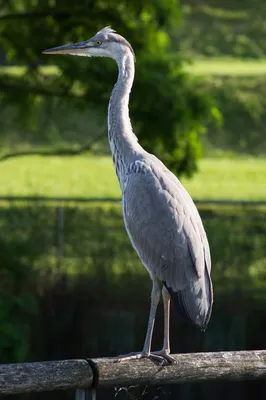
top-left (115, 350), bottom-right (176, 365)
top-left (115, 351), bottom-right (148, 363)
top-left (150, 350), bottom-right (177, 365)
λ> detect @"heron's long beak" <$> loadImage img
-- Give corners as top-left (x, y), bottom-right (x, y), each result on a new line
top-left (42, 40), bottom-right (93, 55)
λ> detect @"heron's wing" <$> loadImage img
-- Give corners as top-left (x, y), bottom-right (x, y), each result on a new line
top-left (122, 159), bottom-right (212, 328)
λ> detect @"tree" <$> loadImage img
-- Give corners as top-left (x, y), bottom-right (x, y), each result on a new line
top-left (0, 0), bottom-right (218, 176)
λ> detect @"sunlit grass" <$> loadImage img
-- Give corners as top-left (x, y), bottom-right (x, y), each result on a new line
top-left (1, 58), bottom-right (266, 78)
top-left (0, 155), bottom-right (120, 198)
top-left (186, 59), bottom-right (266, 76)
top-left (182, 157), bottom-right (266, 200)
top-left (0, 155), bottom-right (265, 201)
top-left (0, 65), bottom-right (59, 76)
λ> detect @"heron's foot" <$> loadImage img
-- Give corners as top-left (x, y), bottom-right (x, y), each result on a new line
top-left (115, 350), bottom-right (176, 365)
top-left (151, 349), bottom-right (177, 365)
top-left (114, 351), bottom-right (150, 363)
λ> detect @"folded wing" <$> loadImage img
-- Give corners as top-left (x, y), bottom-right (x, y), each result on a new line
top-left (122, 159), bottom-right (213, 329)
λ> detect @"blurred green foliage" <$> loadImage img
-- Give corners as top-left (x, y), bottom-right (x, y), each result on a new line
top-left (1, 73), bottom-right (266, 158)
top-left (0, 237), bottom-right (37, 362)
top-left (170, 1), bottom-right (266, 155)
top-left (175, 1), bottom-right (266, 58)
top-left (197, 76), bottom-right (266, 155)
top-left (0, 0), bottom-right (218, 177)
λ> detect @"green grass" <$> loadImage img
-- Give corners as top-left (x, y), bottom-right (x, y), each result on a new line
top-left (0, 155), bottom-right (265, 200)
top-left (0, 65), bottom-right (59, 76)
top-left (0, 155), bottom-right (120, 198)
top-left (182, 157), bottom-right (266, 200)
top-left (187, 59), bottom-right (266, 76)
top-left (2, 59), bottom-right (266, 78)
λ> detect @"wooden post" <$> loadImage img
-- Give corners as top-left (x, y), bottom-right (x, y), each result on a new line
top-left (0, 359), bottom-right (93, 395)
top-left (0, 351), bottom-right (265, 395)
top-left (94, 350), bottom-right (266, 387)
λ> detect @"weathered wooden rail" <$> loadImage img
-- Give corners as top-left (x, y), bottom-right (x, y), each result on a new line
top-left (0, 350), bottom-right (266, 396)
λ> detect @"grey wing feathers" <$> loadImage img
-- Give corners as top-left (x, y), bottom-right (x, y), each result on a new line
top-left (122, 158), bottom-right (213, 329)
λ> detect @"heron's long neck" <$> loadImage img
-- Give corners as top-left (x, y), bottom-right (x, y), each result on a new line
top-left (108, 49), bottom-right (142, 187)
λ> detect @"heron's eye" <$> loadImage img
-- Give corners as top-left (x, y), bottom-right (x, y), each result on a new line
top-left (96, 40), bottom-right (102, 46)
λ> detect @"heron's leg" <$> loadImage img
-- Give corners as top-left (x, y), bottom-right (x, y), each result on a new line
top-left (162, 285), bottom-right (171, 352)
top-left (141, 276), bottom-right (161, 355)
top-left (152, 286), bottom-right (176, 364)
top-left (115, 276), bottom-right (161, 362)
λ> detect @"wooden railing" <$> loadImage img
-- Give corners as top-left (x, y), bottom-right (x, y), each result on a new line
top-left (0, 350), bottom-right (266, 397)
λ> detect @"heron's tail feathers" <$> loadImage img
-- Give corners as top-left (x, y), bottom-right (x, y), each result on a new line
top-left (163, 266), bottom-right (213, 330)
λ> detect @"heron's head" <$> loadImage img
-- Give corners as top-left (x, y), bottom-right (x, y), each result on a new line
top-left (43, 27), bottom-right (135, 62)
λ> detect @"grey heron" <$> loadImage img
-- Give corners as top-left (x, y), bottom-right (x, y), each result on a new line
top-left (43, 27), bottom-right (213, 364)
